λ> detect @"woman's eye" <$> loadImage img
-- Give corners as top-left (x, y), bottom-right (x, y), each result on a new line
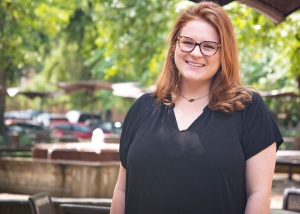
top-left (183, 41), bottom-right (194, 45)
top-left (203, 44), bottom-right (215, 49)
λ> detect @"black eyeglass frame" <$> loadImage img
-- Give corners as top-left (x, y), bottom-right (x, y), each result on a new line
top-left (177, 36), bottom-right (221, 56)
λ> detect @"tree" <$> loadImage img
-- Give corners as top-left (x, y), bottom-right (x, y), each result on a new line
top-left (224, 2), bottom-right (300, 127)
top-left (225, 2), bottom-right (300, 91)
top-left (84, 0), bottom-right (192, 85)
top-left (0, 0), bottom-right (83, 134)
top-left (26, 0), bottom-right (192, 113)
top-left (0, 0), bottom-right (47, 134)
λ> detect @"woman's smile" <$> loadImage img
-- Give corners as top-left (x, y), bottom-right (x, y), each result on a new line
top-left (186, 61), bottom-right (205, 67)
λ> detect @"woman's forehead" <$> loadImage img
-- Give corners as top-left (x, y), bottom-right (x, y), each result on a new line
top-left (180, 19), bottom-right (219, 42)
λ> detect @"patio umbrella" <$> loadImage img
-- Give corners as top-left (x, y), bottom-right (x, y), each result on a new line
top-left (112, 82), bottom-right (155, 99)
top-left (56, 80), bottom-right (113, 114)
top-left (56, 80), bottom-right (112, 93)
top-left (6, 87), bottom-right (64, 111)
top-left (192, 0), bottom-right (300, 24)
top-left (17, 91), bottom-right (63, 99)
top-left (6, 87), bottom-right (63, 99)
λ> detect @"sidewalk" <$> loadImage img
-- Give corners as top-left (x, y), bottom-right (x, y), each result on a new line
top-left (271, 173), bottom-right (300, 209)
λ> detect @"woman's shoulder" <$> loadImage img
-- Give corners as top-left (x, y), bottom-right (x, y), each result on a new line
top-left (247, 91), bottom-right (265, 106)
top-left (134, 93), bottom-right (156, 106)
top-left (128, 93), bottom-right (157, 114)
top-left (124, 93), bottom-right (157, 124)
top-left (243, 90), bottom-right (269, 114)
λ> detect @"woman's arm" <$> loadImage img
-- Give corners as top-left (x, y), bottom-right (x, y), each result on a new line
top-left (110, 164), bottom-right (126, 214)
top-left (244, 142), bottom-right (277, 214)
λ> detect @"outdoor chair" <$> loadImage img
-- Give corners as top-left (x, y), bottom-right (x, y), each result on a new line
top-left (59, 204), bottom-right (110, 214)
top-left (282, 187), bottom-right (300, 212)
top-left (28, 192), bottom-right (56, 214)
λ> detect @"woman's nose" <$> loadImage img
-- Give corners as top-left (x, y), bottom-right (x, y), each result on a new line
top-left (190, 44), bottom-right (203, 57)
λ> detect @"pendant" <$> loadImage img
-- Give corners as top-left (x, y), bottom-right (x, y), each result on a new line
top-left (189, 99), bottom-right (195, 102)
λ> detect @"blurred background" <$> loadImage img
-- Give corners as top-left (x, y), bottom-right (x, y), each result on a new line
top-left (1, 0), bottom-right (300, 212)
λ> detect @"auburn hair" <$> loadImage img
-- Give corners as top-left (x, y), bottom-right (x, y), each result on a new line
top-left (154, 1), bottom-right (252, 113)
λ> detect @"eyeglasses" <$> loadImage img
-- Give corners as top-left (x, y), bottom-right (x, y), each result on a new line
top-left (177, 36), bottom-right (221, 56)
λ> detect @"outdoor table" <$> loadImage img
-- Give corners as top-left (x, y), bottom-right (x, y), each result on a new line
top-left (270, 209), bottom-right (300, 214)
top-left (277, 150), bottom-right (300, 159)
top-left (276, 150), bottom-right (300, 180)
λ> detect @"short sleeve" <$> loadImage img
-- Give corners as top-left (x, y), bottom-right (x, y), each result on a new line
top-left (119, 93), bottom-right (155, 168)
top-left (241, 92), bottom-right (283, 160)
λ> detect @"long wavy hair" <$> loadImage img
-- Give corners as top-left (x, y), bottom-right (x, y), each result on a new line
top-left (155, 1), bottom-right (252, 113)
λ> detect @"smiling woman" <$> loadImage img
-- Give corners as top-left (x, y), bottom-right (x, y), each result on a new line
top-left (110, 2), bottom-right (283, 214)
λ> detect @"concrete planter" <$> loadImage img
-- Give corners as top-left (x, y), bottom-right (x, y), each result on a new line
top-left (31, 142), bottom-right (120, 162)
top-left (0, 158), bottom-right (119, 198)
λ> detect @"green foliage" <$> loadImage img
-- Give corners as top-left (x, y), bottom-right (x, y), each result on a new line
top-left (1, 0), bottom-right (39, 84)
top-left (280, 129), bottom-right (300, 137)
top-left (223, 3), bottom-right (300, 129)
top-left (0, 133), bottom-right (31, 146)
top-left (264, 96), bottom-right (300, 128)
top-left (0, 135), bottom-right (7, 146)
top-left (85, 0), bottom-right (192, 86)
top-left (225, 3), bottom-right (300, 92)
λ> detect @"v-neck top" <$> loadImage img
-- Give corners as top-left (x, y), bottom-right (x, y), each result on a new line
top-left (119, 92), bottom-right (283, 214)
top-left (171, 103), bottom-right (209, 131)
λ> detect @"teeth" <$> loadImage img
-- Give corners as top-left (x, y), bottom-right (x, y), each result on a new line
top-left (187, 62), bottom-right (204, 67)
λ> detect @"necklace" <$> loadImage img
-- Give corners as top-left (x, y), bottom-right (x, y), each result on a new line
top-left (180, 93), bottom-right (209, 102)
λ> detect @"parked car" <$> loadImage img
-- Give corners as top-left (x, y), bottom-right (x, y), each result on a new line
top-left (5, 119), bottom-right (51, 144)
top-left (49, 121), bottom-right (93, 141)
top-left (36, 112), bottom-right (69, 127)
top-left (5, 109), bottom-right (39, 120)
top-left (65, 110), bottom-right (101, 124)
top-left (85, 119), bottom-right (123, 135)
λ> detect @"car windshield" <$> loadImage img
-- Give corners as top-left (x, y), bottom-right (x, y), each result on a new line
top-left (78, 114), bottom-right (101, 123)
top-left (53, 124), bottom-right (73, 131)
top-left (7, 122), bottom-right (45, 133)
top-left (73, 125), bottom-right (90, 133)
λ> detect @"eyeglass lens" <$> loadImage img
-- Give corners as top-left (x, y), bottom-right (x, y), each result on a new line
top-left (178, 37), bottom-right (219, 56)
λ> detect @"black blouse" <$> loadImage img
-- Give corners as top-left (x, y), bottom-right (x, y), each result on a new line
top-left (120, 92), bottom-right (283, 214)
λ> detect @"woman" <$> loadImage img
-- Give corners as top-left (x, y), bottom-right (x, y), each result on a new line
top-left (111, 2), bottom-right (283, 214)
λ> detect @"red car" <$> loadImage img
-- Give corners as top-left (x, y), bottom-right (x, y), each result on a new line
top-left (49, 121), bottom-right (93, 141)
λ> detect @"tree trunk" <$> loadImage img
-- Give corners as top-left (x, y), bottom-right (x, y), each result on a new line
top-left (0, 68), bottom-right (5, 135)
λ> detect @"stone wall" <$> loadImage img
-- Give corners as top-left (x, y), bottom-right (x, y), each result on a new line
top-left (0, 158), bottom-right (119, 198)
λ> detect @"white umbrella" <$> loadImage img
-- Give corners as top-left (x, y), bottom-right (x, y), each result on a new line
top-left (112, 82), bottom-right (155, 99)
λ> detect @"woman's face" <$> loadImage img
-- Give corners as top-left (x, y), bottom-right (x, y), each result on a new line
top-left (174, 19), bottom-right (221, 86)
